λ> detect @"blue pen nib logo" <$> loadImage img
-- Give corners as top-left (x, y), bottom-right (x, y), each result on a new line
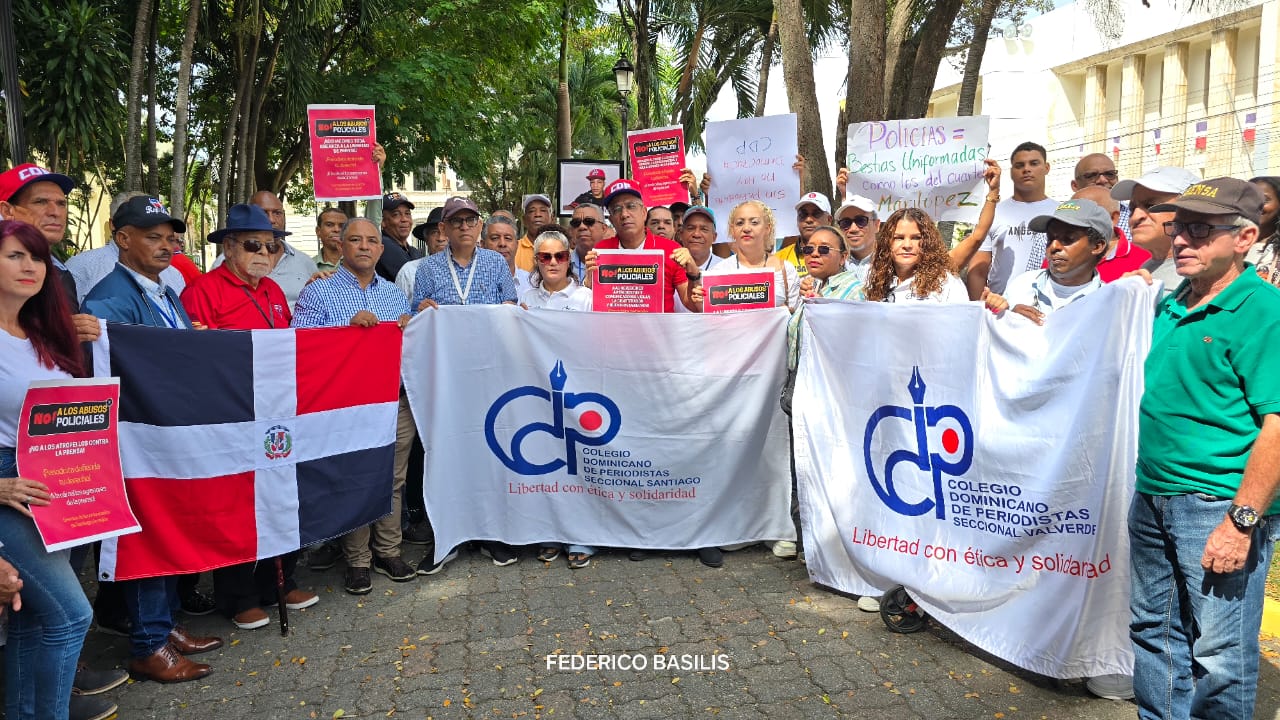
top-left (485, 362), bottom-right (622, 476)
top-left (863, 366), bottom-right (973, 519)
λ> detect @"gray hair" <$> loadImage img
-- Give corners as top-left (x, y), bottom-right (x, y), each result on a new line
top-left (342, 217), bottom-right (380, 237)
top-left (1232, 215), bottom-right (1260, 232)
top-left (529, 230), bottom-right (575, 289)
top-left (574, 203), bottom-right (604, 220)
top-left (484, 214), bottom-right (517, 233)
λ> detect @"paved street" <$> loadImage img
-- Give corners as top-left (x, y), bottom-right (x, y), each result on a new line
top-left (76, 545), bottom-right (1280, 719)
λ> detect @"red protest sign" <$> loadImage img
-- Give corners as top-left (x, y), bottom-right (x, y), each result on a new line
top-left (702, 270), bottom-right (775, 313)
top-left (628, 125), bottom-right (688, 207)
top-left (308, 104), bottom-right (381, 201)
top-left (17, 379), bottom-right (141, 552)
top-left (592, 249), bottom-right (665, 313)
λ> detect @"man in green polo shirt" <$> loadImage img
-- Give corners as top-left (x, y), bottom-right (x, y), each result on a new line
top-left (1129, 177), bottom-right (1280, 720)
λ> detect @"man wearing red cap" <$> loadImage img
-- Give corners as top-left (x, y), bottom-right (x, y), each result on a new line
top-left (0, 164), bottom-right (81, 304)
top-left (569, 169), bottom-right (608, 211)
top-left (583, 179), bottom-right (696, 314)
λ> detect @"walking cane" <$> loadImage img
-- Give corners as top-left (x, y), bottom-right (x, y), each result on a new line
top-left (276, 557), bottom-right (289, 636)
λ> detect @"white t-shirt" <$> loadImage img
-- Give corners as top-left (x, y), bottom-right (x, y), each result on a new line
top-left (520, 280), bottom-right (593, 311)
top-left (514, 268), bottom-right (532, 297)
top-left (674, 253), bottom-right (723, 313)
top-left (979, 197), bottom-right (1061, 293)
top-left (1002, 268), bottom-right (1102, 315)
top-left (0, 331), bottom-right (73, 448)
top-left (704, 256), bottom-right (800, 311)
top-left (395, 257), bottom-right (426, 299)
top-left (886, 273), bottom-right (970, 304)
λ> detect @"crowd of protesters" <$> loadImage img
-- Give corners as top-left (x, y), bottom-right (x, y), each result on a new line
top-left (0, 139), bottom-right (1277, 720)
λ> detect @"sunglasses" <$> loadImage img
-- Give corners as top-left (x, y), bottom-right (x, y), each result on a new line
top-left (799, 244), bottom-right (840, 256)
top-left (1163, 220), bottom-right (1237, 240)
top-left (536, 251), bottom-right (572, 264)
top-left (569, 217), bottom-right (598, 229)
top-left (235, 238), bottom-right (282, 254)
top-left (837, 216), bottom-right (871, 230)
top-left (1076, 170), bottom-right (1119, 183)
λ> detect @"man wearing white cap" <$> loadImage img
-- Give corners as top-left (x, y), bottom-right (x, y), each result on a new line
top-left (1110, 166), bottom-right (1200, 299)
top-left (515, 194), bottom-right (553, 272)
top-left (834, 196), bottom-right (880, 283)
top-left (776, 192), bottom-right (832, 279)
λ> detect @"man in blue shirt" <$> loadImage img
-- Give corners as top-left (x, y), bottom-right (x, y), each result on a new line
top-left (412, 196), bottom-right (517, 310)
top-left (293, 218), bottom-right (416, 595)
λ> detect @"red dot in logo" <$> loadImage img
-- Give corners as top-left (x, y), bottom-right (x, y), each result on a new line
top-left (579, 411), bottom-right (603, 432)
top-left (941, 428), bottom-right (960, 454)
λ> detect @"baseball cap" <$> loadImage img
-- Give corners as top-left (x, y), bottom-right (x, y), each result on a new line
top-left (441, 195), bottom-right (480, 219)
top-left (1028, 199), bottom-right (1112, 239)
top-left (603, 178), bottom-right (643, 208)
top-left (0, 163), bottom-right (75, 202)
top-left (836, 195), bottom-right (877, 219)
top-left (1111, 166), bottom-right (1200, 201)
top-left (521, 194), bottom-right (552, 212)
top-left (112, 196), bottom-right (188, 234)
top-left (795, 192), bottom-right (831, 215)
top-left (586, 169), bottom-right (606, 180)
top-left (682, 205), bottom-right (715, 225)
top-left (1150, 177), bottom-right (1266, 225)
top-left (383, 192), bottom-right (415, 212)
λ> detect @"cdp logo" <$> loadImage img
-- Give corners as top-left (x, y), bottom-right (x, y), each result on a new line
top-left (863, 367), bottom-right (973, 519)
top-left (485, 361), bottom-right (621, 476)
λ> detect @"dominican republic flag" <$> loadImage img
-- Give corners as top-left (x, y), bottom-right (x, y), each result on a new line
top-left (91, 322), bottom-right (401, 581)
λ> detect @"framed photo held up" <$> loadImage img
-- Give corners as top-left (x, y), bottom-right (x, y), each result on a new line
top-left (557, 159), bottom-right (624, 217)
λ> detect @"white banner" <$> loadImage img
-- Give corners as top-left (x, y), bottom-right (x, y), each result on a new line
top-left (705, 114), bottom-right (800, 239)
top-left (402, 306), bottom-right (796, 559)
top-left (794, 280), bottom-right (1158, 679)
top-left (845, 116), bottom-right (990, 223)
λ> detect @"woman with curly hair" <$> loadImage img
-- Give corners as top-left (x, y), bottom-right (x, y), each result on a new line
top-left (863, 208), bottom-right (973, 303)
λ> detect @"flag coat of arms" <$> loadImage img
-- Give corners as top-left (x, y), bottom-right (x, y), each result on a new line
top-left (91, 323), bottom-right (401, 580)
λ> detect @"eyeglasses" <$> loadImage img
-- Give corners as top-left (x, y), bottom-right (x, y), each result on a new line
top-left (536, 251), bottom-right (572, 264)
top-left (609, 201), bottom-right (644, 216)
top-left (837, 216), bottom-right (871, 230)
top-left (569, 217), bottom-right (598, 229)
top-left (1076, 170), bottom-right (1119, 183)
top-left (799, 244), bottom-right (841, 256)
top-left (446, 215), bottom-right (481, 228)
top-left (1163, 221), bottom-right (1237, 240)
top-left (235, 238), bottom-right (282, 254)
top-left (797, 209), bottom-right (826, 220)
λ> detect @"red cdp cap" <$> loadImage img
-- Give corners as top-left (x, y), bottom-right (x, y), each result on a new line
top-left (603, 178), bottom-right (643, 208)
top-left (0, 163), bottom-right (75, 202)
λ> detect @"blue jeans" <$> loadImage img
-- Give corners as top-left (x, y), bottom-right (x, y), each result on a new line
top-left (123, 575), bottom-right (179, 658)
top-left (0, 446), bottom-right (93, 720)
top-left (1129, 492), bottom-right (1280, 720)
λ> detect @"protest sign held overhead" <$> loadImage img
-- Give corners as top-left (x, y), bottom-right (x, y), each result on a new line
top-left (628, 126), bottom-right (688, 207)
top-left (705, 114), bottom-right (800, 239)
top-left (308, 104), bottom-right (382, 201)
top-left (846, 116), bottom-right (991, 223)
top-left (17, 378), bottom-right (141, 552)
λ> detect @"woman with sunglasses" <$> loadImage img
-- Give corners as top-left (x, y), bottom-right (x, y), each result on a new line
top-left (0, 220), bottom-right (102, 719)
top-left (864, 208), bottom-right (1006, 310)
top-left (692, 200), bottom-right (800, 311)
top-left (521, 230), bottom-right (594, 567)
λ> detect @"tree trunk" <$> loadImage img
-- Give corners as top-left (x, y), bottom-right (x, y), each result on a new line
top-left (246, 29), bottom-right (283, 195)
top-left (754, 15), bottom-right (777, 117)
top-left (145, 10), bottom-right (159, 196)
top-left (837, 0), bottom-right (887, 182)
top-left (958, 0), bottom-right (1002, 115)
top-left (557, 0), bottom-right (572, 158)
top-left (774, 0), bottom-right (830, 195)
top-left (635, 0), bottom-right (653, 129)
top-left (672, 17), bottom-right (706, 125)
top-left (883, 0), bottom-right (915, 117)
top-left (124, 0), bottom-right (154, 191)
top-left (171, 0), bottom-right (201, 220)
top-left (233, 12), bottom-right (262, 202)
top-left (900, 0), bottom-right (966, 118)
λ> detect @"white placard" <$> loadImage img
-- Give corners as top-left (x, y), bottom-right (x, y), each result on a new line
top-left (705, 114), bottom-right (801, 240)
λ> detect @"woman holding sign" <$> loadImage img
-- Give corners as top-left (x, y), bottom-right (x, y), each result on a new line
top-left (863, 208), bottom-right (1007, 311)
top-left (0, 220), bottom-right (97, 720)
top-left (692, 200), bottom-right (800, 312)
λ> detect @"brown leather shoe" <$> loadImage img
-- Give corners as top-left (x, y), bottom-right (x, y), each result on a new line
top-left (168, 625), bottom-right (224, 655)
top-left (127, 643), bottom-right (212, 683)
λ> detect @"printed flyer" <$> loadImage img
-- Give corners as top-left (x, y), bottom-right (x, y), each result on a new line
top-left (702, 270), bottom-right (775, 313)
top-left (627, 125), bottom-right (688, 207)
top-left (592, 249), bottom-right (665, 313)
top-left (307, 104), bottom-right (381, 201)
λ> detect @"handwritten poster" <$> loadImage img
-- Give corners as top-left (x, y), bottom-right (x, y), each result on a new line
top-left (702, 270), bottom-right (775, 313)
top-left (307, 104), bottom-right (382, 201)
top-left (17, 378), bottom-right (141, 552)
top-left (705, 114), bottom-right (800, 239)
top-left (628, 125), bottom-right (688, 207)
top-left (592, 249), bottom-right (665, 313)
top-left (845, 116), bottom-right (991, 223)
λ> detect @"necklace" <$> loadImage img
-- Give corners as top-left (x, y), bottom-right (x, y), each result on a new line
top-left (447, 248), bottom-right (477, 304)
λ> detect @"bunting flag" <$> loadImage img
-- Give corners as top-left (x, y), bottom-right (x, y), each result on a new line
top-left (92, 323), bottom-right (402, 580)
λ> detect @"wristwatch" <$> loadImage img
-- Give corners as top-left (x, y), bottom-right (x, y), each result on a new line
top-left (1228, 504), bottom-right (1260, 532)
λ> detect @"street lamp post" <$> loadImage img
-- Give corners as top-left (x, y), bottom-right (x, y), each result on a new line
top-left (612, 56), bottom-right (634, 178)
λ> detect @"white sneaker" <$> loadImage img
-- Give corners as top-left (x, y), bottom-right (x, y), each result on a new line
top-left (1086, 674), bottom-right (1134, 700)
top-left (771, 541), bottom-right (798, 559)
top-left (857, 595), bottom-right (880, 613)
